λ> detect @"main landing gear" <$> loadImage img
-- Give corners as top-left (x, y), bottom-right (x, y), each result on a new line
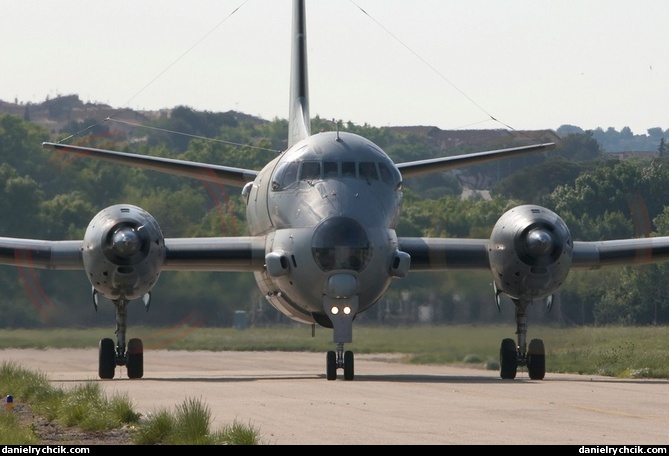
top-left (99, 336), bottom-right (143, 379)
top-left (499, 298), bottom-right (546, 380)
top-left (95, 294), bottom-right (147, 379)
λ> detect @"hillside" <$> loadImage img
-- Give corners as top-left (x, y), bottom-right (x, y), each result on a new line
top-left (0, 94), bottom-right (558, 151)
top-left (3, 94), bottom-right (665, 154)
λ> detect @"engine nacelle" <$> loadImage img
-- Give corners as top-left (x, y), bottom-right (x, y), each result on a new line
top-left (82, 204), bottom-right (166, 301)
top-left (488, 205), bottom-right (573, 301)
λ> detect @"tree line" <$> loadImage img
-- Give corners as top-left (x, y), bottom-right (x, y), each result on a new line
top-left (0, 109), bottom-right (667, 330)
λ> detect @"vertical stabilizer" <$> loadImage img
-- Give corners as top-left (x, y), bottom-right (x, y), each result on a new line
top-left (288, 0), bottom-right (310, 147)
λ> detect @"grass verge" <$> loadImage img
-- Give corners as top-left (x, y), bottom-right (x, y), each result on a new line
top-left (3, 324), bottom-right (665, 378)
top-left (0, 362), bottom-right (263, 445)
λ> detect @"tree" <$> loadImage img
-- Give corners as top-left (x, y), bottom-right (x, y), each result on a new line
top-left (659, 137), bottom-right (667, 158)
top-left (620, 126), bottom-right (634, 139)
top-left (548, 159), bottom-right (669, 239)
top-left (0, 113), bottom-right (51, 179)
top-left (553, 131), bottom-right (602, 162)
top-left (582, 179), bottom-right (669, 326)
top-left (647, 127), bottom-right (664, 140)
top-left (0, 164), bottom-right (45, 237)
top-left (492, 157), bottom-right (584, 203)
top-left (38, 191), bottom-right (97, 239)
top-left (556, 124), bottom-right (584, 136)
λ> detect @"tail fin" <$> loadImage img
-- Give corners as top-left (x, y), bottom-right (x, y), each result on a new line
top-left (288, 0), bottom-right (310, 147)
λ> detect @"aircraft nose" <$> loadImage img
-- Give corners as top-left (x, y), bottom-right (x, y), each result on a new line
top-left (311, 217), bottom-right (371, 272)
top-left (326, 273), bottom-right (358, 299)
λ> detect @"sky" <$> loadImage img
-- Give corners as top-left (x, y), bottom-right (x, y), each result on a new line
top-left (2, 0), bottom-right (668, 135)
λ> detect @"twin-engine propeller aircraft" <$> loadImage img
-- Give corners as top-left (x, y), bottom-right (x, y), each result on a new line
top-left (2, 0), bottom-right (669, 381)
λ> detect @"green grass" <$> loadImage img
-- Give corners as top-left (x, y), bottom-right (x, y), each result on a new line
top-left (0, 361), bottom-right (140, 444)
top-left (0, 324), bottom-right (667, 378)
top-left (0, 410), bottom-right (40, 444)
top-left (0, 362), bottom-right (263, 445)
top-left (134, 397), bottom-right (261, 445)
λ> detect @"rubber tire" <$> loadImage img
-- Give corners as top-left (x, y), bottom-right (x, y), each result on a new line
top-left (527, 338), bottom-right (546, 380)
top-left (499, 338), bottom-right (518, 380)
top-left (343, 350), bottom-right (354, 381)
top-left (326, 351), bottom-right (337, 380)
top-left (99, 338), bottom-right (116, 379)
top-left (127, 338), bottom-right (144, 379)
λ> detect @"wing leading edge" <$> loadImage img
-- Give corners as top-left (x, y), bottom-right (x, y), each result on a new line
top-left (42, 142), bottom-right (258, 188)
top-left (397, 142), bottom-right (555, 179)
top-left (398, 237), bottom-right (490, 270)
top-left (9, 235), bottom-right (669, 274)
top-left (0, 236), bottom-right (267, 272)
top-left (43, 140), bottom-right (555, 186)
top-left (398, 235), bottom-right (669, 274)
top-left (572, 238), bottom-right (669, 269)
top-left (0, 238), bottom-right (83, 270)
top-left (163, 237), bottom-right (266, 271)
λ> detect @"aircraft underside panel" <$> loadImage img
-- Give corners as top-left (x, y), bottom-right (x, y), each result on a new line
top-left (253, 271), bottom-right (315, 324)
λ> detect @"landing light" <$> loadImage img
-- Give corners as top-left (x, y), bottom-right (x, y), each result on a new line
top-left (330, 305), bottom-right (352, 315)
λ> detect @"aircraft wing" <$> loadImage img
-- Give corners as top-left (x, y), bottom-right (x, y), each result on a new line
top-left (163, 237), bottom-right (266, 271)
top-left (397, 237), bottom-right (490, 270)
top-left (571, 238), bottom-right (669, 270)
top-left (142, 232), bottom-right (669, 283)
top-left (397, 143), bottom-right (555, 179)
top-left (397, 235), bottom-right (669, 274)
top-left (0, 238), bottom-right (84, 270)
top-left (42, 142), bottom-right (258, 188)
top-left (0, 236), bottom-right (267, 272)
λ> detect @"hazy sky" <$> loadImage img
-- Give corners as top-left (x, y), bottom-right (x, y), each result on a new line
top-left (3, 0), bottom-right (667, 135)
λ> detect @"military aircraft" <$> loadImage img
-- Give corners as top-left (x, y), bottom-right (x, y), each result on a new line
top-left (2, 0), bottom-right (669, 381)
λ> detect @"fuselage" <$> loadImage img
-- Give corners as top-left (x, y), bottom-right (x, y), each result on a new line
top-left (245, 131), bottom-right (404, 325)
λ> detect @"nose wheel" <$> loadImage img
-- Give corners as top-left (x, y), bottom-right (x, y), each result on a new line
top-left (326, 344), bottom-right (354, 380)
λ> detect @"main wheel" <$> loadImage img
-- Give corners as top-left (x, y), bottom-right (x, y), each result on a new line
top-left (499, 338), bottom-right (518, 380)
top-left (98, 338), bottom-right (116, 379)
top-left (343, 350), bottom-right (354, 381)
top-left (326, 351), bottom-right (337, 380)
top-left (527, 338), bottom-right (546, 380)
top-left (127, 338), bottom-right (144, 379)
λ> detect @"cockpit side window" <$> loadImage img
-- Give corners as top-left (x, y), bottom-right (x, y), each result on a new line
top-left (378, 162), bottom-right (393, 185)
top-left (271, 161), bottom-right (299, 191)
top-left (380, 161), bottom-right (402, 190)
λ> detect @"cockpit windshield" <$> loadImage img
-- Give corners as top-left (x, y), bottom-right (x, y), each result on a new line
top-left (271, 158), bottom-right (401, 191)
top-left (270, 133), bottom-right (403, 191)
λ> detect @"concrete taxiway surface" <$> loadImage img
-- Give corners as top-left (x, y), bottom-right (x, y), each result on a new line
top-left (1, 349), bottom-right (668, 445)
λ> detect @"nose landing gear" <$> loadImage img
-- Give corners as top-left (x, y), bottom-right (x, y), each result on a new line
top-left (499, 298), bottom-right (546, 380)
top-left (96, 294), bottom-right (148, 379)
top-left (326, 344), bottom-right (354, 381)
top-left (323, 287), bottom-right (358, 381)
